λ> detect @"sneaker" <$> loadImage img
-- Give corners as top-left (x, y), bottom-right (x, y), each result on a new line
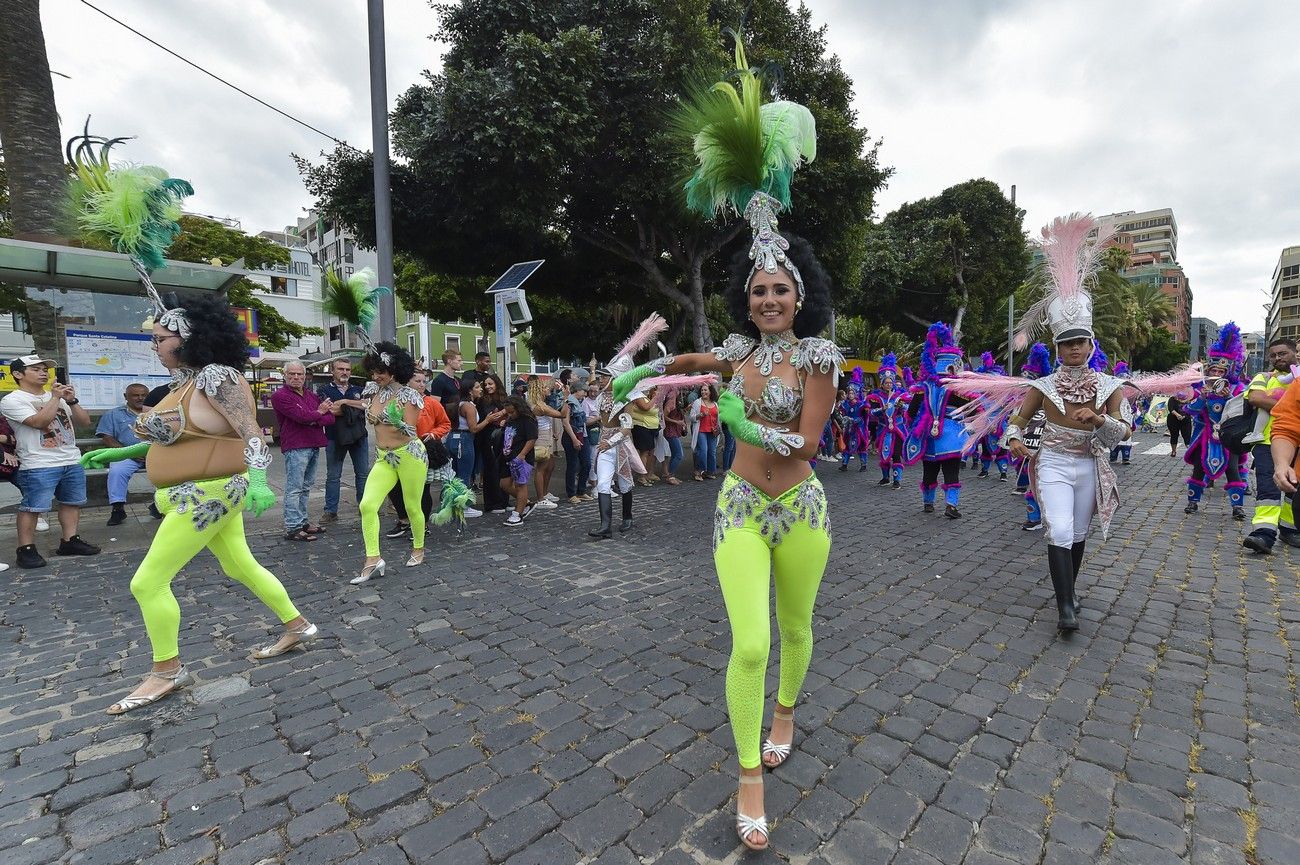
top-left (463, 507), bottom-right (483, 518)
top-left (532, 499), bottom-right (558, 510)
top-left (1232, 507), bottom-right (1246, 521)
top-left (16, 545), bottom-right (45, 569)
top-left (1121, 459), bottom-right (1130, 465)
top-left (385, 522), bottom-right (410, 539)
top-left (35, 517), bottom-right (49, 532)
top-left (892, 480), bottom-right (901, 490)
top-left (322, 511), bottom-right (339, 523)
top-left (999, 472), bottom-right (1008, 482)
top-left (543, 493), bottom-right (559, 503)
top-left (923, 503), bottom-right (935, 514)
top-left (107, 505), bottom-right (128, 527)
top-left (503, 512), bottom-right (522, 527)
top-left (1243, 529), bottom-right (1275, 554)
top-left (1022, 520), bottom-right (1043, 531)
top-left (521, 503), bottom-right (536, 520)
top-left (57, 535), bottom-right (100, 556)
top-left (977, 470), bottom-right (989, 478)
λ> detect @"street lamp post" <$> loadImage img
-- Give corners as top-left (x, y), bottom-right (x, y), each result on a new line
top-left (367, 0), bottom-right (396, 342)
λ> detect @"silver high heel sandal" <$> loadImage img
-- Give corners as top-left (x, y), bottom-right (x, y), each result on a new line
top-left (762, 707), bottom-right (795, 768)
top-left (736, 774), bottom-right (769, 850)
top-left (351, 559), bottom-right (385, 585)
top-left (106, 665), bottom-right (193, 715)
top-left (249, 622), bottom-right (319, 660)
top-left (405, 549), bottom-right (424, 567)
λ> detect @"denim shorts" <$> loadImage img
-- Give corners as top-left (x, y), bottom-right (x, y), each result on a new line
top-left (16, 464), bottom-right (88, 512)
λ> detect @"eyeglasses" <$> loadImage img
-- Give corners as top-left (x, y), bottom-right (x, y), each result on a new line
top-left (150, 334), bottom-right (181, 346)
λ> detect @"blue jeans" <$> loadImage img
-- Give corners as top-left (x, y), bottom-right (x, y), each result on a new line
top-left (448, 431), bottom-right (476, 486)
top-left (283, 447), bottom-right (320, 532)
top-left (562, 433), bottom-right (590, 498)
top-left (16, 464), bottom-right (87, 511)
top-left (721, 427), bottom-right (736, 471)
top-left (324, 437), bottom-right (370, 514)
top-left (107, 458), bottom-right (146, 504)
top-left (666, 436), bottom-right (684, 474)
top-left (695, 431), bottom-right (718, 474)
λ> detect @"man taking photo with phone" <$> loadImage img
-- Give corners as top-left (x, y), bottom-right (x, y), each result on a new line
top-left (0, 355), bottom-right (101, 568)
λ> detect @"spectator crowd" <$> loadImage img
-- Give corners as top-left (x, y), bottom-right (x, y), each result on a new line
top-left (0, 349), bottom-right (742, 569)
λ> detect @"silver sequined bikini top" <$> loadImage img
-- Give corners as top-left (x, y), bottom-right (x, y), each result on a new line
top-left (714, 332), bottom-right (844, 425)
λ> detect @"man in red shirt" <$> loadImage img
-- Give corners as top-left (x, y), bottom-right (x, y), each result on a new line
top-left (271, 361), bottom-right (339, 540)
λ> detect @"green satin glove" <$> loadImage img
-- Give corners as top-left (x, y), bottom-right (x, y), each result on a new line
top-left (612, 356), bottom-right (673, 404)
top-left (80, 442), bottom-right (149, 469)
top-left (718, 389), bottom-right (806, 456)
top-left (245, 467), bottom-right (276, 518)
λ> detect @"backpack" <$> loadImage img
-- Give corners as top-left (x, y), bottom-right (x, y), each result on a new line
top-left (1218, 392), bottom-right (1256, 456)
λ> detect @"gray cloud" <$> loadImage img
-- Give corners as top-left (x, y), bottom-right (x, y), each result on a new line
top-left (39, 1), bottom-right (1298, 332)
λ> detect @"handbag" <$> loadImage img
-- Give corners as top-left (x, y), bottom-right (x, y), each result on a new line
top-left (1218, 392), bottom-right (1256, 456)
top-left (423, 436), bottom-right (452, 470)
top-left (333, 404), bottom-right (368, 447)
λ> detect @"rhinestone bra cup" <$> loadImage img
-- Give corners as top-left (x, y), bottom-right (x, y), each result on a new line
top-left (729, 372), bottom-right (802, 424)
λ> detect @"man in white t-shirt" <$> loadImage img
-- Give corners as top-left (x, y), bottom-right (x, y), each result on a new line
top-left (0, 355), bottom-right (101, 568)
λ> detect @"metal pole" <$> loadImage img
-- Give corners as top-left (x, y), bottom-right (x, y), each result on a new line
top-left (367, 0), bottom-right (396, 342)
top-left (1007, 294), bottom-right (1015, 373)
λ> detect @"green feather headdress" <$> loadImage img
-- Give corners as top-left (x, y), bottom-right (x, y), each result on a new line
top-left (675, 33), bottom-right (817, 219)
top-left (66, 120), bottom-right (194, 273)
top-left (65, 120), bottom-right (195, 335)
top-left (321, 265), bottom-right (391, 351)
top-left (675, 33), bottom-right (817, 297)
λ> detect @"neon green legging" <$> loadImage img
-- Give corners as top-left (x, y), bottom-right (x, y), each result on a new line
top-left (714, 471), bottom-right (831, 769)
top-left (132, 475), bottom-right (300, 662)
top-left (360, 446), bottom-right (427, 557)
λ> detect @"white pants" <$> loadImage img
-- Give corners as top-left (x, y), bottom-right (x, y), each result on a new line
top-left (1036, 448), bottom-right (1096, 547)
top-left (595, 446), bottom-right (633, 495)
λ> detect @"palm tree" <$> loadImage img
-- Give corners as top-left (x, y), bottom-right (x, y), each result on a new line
top-left (0, 0), bottom-right (67, 240)
top-left (835, 316), bottom-right (918, 367)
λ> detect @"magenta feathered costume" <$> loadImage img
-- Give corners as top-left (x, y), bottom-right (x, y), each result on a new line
top-left (867, 352), bottom-right (908, 485)
top-left (1184, 322), bottom-right (1247, 514)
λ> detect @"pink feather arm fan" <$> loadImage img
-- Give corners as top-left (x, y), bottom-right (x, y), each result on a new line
top-left (641, 373), bottom-right (719, 392)
top-left (1123, 364), bottom-right (1204, 399)
top-left (611, 313), bottom-right (668, 362)
top-left (1013, 213), bottom-right (1116, 350)
top-left (943, 371), bottom-right (1035, 445)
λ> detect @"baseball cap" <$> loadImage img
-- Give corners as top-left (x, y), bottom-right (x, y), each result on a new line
top-left (10, 354), bottom-right (52, 372)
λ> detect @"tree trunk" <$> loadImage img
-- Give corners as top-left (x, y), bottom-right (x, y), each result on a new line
top-left (0, 0), bottom-right (68, 241)
top-left (950, 252), bottom-right (968, 343)
top-left (686, 263), bottom-right (712, 351)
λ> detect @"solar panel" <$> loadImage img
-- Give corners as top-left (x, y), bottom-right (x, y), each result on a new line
top-left (485, 260), bottom-right (545, 294)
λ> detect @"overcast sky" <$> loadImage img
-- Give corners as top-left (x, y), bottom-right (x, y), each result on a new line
top-left (41, 0), bottom-right (1300, 332)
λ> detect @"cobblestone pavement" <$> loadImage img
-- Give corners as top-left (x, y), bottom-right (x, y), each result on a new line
top-left (1, 431), bottom-right (1298, 865)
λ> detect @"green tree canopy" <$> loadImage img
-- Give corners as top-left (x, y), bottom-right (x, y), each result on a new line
top-left (853, 178), bottom-right (1029, 353)
top-left (1133, 327), bottom-right (1192, 371)
top-left (298, 0), bottom-right (889, 358)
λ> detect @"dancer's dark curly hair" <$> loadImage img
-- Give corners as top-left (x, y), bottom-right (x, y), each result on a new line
top-left (362, 341), bottom-right (416, 385)
top-left (166, 291), bottom-right (251, 370)
top-left (726, 233), bottom-right (834, 339)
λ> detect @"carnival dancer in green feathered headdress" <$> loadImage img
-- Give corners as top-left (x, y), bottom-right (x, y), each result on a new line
top-left (72, 124), bottom-right (319, 715)
top-left (611, 33), bottom-right (842, 851)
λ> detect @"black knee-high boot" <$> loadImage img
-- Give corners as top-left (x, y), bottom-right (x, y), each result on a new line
top-left (1070, 541), bottom-right (1085, 613)
top-left (1048, 545), bottom-right (1078, 631)
top-left (588, 494), bottom-right (612, 539)
top-left (619, 492), bottom-right (633, 532)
